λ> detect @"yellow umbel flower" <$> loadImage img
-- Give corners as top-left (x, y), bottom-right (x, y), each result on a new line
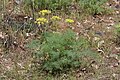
top-left (35, 18), bottom-right (48, 25)
top-left (65, 19), bottom-right (74, 23)
top-left (39, 10), bottom-right (51, 16)
top-left (51, 16), bottom-right (61, 20)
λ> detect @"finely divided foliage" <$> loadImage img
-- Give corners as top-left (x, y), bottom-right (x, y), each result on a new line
top-left (27, 29), bottom-right (100, 73)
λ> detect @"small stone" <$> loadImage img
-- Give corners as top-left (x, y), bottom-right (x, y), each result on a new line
top-left (112, 73), bottom-right (117, 77)
top-left (98, 40), bottom-right (104, 47)
top-left (24, 16), bottom-right (28, 19)
top-left (0, 32), bottom-right (4, 39)
top-left (109, 17), bottom-right (113, 20)
top-left (93, 37), bottom-right (100, 41)
top-left (116, 11), bottom-right (119, 14)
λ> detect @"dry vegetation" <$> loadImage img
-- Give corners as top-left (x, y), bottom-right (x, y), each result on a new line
top-left (0, 0), bottom-right (120, 80)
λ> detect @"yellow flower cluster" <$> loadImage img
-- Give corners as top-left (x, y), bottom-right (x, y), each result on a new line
top-left (35, 10), bottom-right (75, 26)
top-left (35, 18), bottom-right (48, 25)
top-left (39, 10), bottom-right (51, 16)
top-left (51, 16), bottom-right (61, 20)
top-left (65, 19), bottom-right (74, 23)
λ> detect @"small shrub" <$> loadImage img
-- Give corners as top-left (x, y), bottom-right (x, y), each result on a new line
top-left (27, 29), bottom-right (100, 74)
top-left (79, 0), bottom-right (111, 15)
